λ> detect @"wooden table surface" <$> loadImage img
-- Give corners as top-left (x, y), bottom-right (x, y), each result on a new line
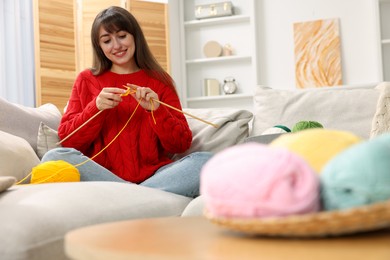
top-left (65, 216), bottom-right (390, 260)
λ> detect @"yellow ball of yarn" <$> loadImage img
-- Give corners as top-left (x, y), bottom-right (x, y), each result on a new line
top-left (31, 160), bottom-right (80, 184)
top-left (270, 129), bottom-right (361, 174)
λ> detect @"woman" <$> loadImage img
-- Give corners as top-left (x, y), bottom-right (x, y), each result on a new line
top-left (42, 6), bottom-right (212, 197)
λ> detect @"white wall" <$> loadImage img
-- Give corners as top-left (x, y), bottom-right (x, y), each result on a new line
top-left (169, 0), bottom-right (384, 93)
top-left (256, 0), bottom-right (383, 88)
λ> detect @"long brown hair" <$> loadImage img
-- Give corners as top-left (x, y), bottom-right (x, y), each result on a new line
top-left (90, 6), bottom-right (176, 92)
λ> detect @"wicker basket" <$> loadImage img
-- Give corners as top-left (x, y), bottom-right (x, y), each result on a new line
top-left (205, 200), bottom-right (390, 237)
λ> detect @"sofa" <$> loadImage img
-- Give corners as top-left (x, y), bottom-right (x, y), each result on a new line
top-left (0, 82), bottom-right (388, 260)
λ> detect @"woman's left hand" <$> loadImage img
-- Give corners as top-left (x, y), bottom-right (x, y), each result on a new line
top-left (126, 84), bottom-right (160, 111)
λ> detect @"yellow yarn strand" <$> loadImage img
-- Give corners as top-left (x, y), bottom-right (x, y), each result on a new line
top-left (74, 99), bottom-right (141, 168)
top-left (17, 99), bottom-right (142, 185)
top-left (18, 84), bottom-right (218, 186)
top-left (150, 99), bottom-right (157, 125)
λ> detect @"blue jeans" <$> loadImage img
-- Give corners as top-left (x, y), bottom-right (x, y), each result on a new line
top-left (41, 148), bottom-right (213, 197)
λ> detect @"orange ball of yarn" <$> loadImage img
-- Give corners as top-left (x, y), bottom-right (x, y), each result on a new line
top-left (31, 160), bottom-right (80, 184)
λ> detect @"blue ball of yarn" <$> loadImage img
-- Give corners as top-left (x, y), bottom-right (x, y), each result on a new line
top-left (321, 133), bottom-right (390, 210)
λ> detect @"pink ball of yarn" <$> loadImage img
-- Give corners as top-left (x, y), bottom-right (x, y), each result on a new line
top-left (200, 143), bottom-right (320, 218)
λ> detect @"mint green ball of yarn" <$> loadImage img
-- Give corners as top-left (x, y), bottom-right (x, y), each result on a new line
top-left (292, 121), bottom-right (323, 132)
top-left (321, 133), bottom-right (390, 211)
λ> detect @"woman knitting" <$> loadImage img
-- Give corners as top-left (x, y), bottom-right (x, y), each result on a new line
top-left (41, 6), bottom-right (212, 197)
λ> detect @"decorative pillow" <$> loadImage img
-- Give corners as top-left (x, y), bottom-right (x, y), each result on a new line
top-left (370, 82), bottom-right (390, 138)
top-left (37, 122), bottom-right (61, 159)
top-left (172, 108), bottom-right (253, 160)
top-left (0, 130), bottom-right (40, 181)
top-left (0, 176), bottom-right (16, 193)
top-left (0, 97), bottom-right (62, 153)
top-left (252, 85), bottom-right (380, 139)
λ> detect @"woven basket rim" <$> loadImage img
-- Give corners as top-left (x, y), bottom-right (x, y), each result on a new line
top-left (205, 199), bottom-right (390, 237)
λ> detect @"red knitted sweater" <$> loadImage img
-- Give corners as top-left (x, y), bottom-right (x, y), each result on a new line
top-left (58, 69), bottom-right (192, 183)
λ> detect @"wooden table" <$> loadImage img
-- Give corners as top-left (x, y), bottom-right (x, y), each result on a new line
top-left (65, 216), bottom-right (390, 260)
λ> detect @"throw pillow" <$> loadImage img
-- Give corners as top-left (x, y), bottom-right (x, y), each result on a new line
top-left (37, 122), bottom-right (61, 159)
top-left (252, 85), bottom-right (380, 140)
top-left (171, 108), bottom-right (253, 160)
top-left (370, 82), bottom-right (390, 138)
top-left (0, 97), bottom-right (62, 153)
top-left (0, 176), bottom-right (16, 193)
top-left (0, 130), bottom-right (40, 181)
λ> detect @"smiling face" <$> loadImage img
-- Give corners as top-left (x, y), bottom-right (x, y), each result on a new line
top-left (98, 26), bottom-right (138, 74)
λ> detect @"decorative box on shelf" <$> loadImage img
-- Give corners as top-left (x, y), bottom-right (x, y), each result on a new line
top-left (195, 2), bottom-right (234, 20)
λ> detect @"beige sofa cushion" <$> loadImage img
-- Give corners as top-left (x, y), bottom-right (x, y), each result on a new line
top-left (172, 108), bottom-right (253, 159)
top-left (0, 176), bottom-right (16, 194)
top-left (0, 130), bottom-right (40, 181)
top-left (0, 182), bottom-right (192, 260)
top-left (0, 97), bottom-right (61, 153)
top-left (37, 122), bottom-right (61, 159)
top-left (252, 85), bottom-right (380, 139)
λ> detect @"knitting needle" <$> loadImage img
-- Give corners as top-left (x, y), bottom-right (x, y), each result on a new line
top-left (58, 85), bottom-right (218, 145)
top-left (153, 99), bottom-right (219, 128)
top-left (56, 110), bottom-right (103, 145)
top-left (57, 88), bottom-right (132, 145)
top-left (126, 84), bottom-right (219, 128)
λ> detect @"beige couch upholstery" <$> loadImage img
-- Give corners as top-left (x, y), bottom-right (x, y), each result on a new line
top-left (0, 98), bottom-right (253, 260)
top-left (0, 82), bottom-right (387, 260)
top-left (181, 82), bottom-right (389, 217)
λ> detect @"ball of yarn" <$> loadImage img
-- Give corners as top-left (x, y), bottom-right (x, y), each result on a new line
top-left (31, 160), bottom-right (80, 184)
top-left (261, 125), bottom-right (291, 135)
top-left (200, 143), bottom-right (320, 218)
top-left (292, 121), bottom-right (323, 133)
top-left (321, 133), bottom-right (390, 211)
top-left (270, 129), bottom-right (361, 174)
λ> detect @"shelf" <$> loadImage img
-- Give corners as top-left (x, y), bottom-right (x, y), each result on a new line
top-left (184, 15), bottom-right (250, 28)
top-left (186, 55), bottom-right (251, 65)
top-left (186, 93), bottom-right (254, 110)
top-left (382, 39), bottom-right (390, 44)
top-left (179, 0), bottom-right (257, 110)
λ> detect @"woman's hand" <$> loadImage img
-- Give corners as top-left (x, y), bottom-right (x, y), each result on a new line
top-left (127, 84), bottom-right (160, 111)
top-left (96, 87), bottom-right (126, 111)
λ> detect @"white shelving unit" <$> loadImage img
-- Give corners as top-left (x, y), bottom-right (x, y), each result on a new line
top-left (178, 0), bottom-right (258, 110)
top-left (379, 0), bottom-right (390, 81)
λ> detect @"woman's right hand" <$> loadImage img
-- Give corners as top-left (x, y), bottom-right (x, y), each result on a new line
top-left (96, 87), bottom-right (127, 111)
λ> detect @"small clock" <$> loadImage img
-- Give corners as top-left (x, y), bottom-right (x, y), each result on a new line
top-left (223, 77), bottom-right (237, 94)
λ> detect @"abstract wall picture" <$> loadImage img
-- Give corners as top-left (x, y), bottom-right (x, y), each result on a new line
top-left (293, 18), bottom-right (343, 88)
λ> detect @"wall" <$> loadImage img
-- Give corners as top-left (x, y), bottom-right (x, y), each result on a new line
top-left (256, 0), bottom-right (382, 88)
top-left (169, 0), bottom-right (383, 94)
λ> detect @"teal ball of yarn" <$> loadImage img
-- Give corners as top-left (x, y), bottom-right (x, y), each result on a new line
top-left (292, 121), bottom-right (323, 132)
top-left (321, 133), bottom-right (390, 211)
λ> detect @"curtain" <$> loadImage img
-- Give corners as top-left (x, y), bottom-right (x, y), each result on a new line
top-left (0, 0), bottom-right (35, 107)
